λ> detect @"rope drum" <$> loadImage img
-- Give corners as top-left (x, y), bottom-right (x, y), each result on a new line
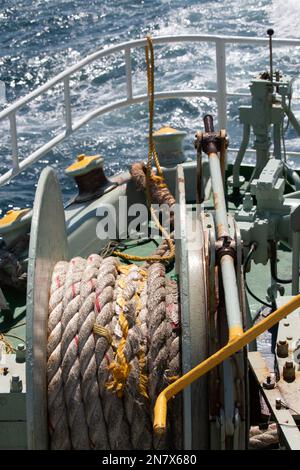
top-left (47, 255), bottom-right (182, 450)
top-left (43, 34), bottom-right (280, 451)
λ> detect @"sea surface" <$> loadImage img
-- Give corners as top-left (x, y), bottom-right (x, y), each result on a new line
top-left (1, 0), bottom-right (300, 212)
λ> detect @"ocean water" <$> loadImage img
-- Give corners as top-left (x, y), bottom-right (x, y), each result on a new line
top-left (1, 0), bottom-right (300, 212)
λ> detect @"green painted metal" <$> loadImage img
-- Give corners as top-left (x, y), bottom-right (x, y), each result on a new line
top-left (232, 74), bottom-right (292, 190)
top-left (235, 158), bottom-right (300, 269)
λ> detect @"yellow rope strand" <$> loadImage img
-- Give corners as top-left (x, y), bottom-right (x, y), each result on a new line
top-left (113, 35), bottom-right (175, 263)
top-left (93, 324), bottom-right (113, 345)
top-left (0, 333), bottom-right (14, 354)
top-left (105, 266), bottom-right (150, 398)
top-left (106, 309), bottom-right (131, 398)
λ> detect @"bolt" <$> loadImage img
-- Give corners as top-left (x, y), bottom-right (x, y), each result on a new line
top-left (275, 398), bottom-right (282, 410)
top-left (3, 367), bottom-right (8, 376)
top-left (287, 336), bottom-right (293, 340)
top-left (16, 343), bottom-right (26, 363)
top-left (283, 361), bottom-right (296, 383)
top-left (276, 340), bottom-right (288, 358)
top-left (263, 375), bottom-right (276, 389)
top-left (284, 322), bottom-right (290, 327)
top-left (243, 193), bottom-right (253, 212)
top-left (10, 374), bottom-right (22, 393)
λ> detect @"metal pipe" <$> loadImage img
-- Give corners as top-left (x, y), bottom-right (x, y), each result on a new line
top-left (63, 77), bottom-right (72, 133)
top-left (284, 190), bottom-right (300, 199)
top-left (292, 232), bottom-right (300, 295)
top-left (273, 122), bottom-right (282, 160)
top-left (153, 293), bottom-right (300, 434)
top-left (233, 124), bottom-right (251, 188)
top-left (282, 102), bottom-right (300, 137)
top-left (2, 34), bottom-right (300, 186)
top-left (0, 90), bottom-right (218, 187)
top-left (215, 39), bottom-right (227, 130)
top-left (220, 255), bottom-right (244, 341)
top-left (207, 133), bottom-right (243, 336)
top-left (267, 29), bottom-right (274, 86)
top-left (208, 152), bottom-right (230, 238)
top-left (9, 112), bottom-right (19, 172)
top-left (2, 34), bottom-right (300, 122)
top-left (125, 47), bottom-right (133, 100)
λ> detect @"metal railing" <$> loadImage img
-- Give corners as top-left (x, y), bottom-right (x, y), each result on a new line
top-left (1, 34), bottom-right (300, 187)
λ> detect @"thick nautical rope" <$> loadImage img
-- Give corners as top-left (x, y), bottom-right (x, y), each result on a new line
top-left (77, 254), bottom-right (108, 449)
top-left (61, 257), bottom-right (90, 449)
top-left (94, 257), bottom-right (131, 450)
top-left (113, 35), bottom-right (175, 264)
top-left (47, 255), bottom-right (181, 450)
top-left (47, 260), bottom-right (71, 449)
top-left (249, 423), bottom-right (279, 449)
top-left (120, 265), bottom-right (153, 449)
top-left (165, 278), bottom-right (182, 449)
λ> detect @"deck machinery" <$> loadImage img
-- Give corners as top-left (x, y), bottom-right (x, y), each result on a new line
top-left (1, 31), bottom-right (300, 450)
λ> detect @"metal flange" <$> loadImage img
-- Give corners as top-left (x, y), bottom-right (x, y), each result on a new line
top-left (26, 167), bottom-right (68, 449)
top-left (175, 164), bottom-right (209, 449)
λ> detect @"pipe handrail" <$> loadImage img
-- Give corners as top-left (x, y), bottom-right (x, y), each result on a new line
top-left (2, 33), bottom-right (300, 187)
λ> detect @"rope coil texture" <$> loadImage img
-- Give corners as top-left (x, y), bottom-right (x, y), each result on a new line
top-left (47, 255), bottom-right (182, 450)
top-left (249, 423), bottom-right (279, 449)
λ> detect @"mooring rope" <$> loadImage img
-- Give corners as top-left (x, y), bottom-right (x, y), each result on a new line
top-left (249, 423), bottom-right (279, 449)
top-left (113, 35), bottom-right (175, 264)
top-left (47, 256), bottom-right (181, 450)
top-left (47, 253), bottom-right (281, 450)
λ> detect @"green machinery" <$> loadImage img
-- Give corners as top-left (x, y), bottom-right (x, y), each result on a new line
top-left (1, 30), bottom-right (300, 450)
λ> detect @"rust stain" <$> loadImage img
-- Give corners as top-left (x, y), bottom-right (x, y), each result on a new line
top-left (217, 222), bottom-right (225, 238)
top-left (208, 152), bottom-right (218, 159)
top-left (213, 192), bottom-right (219, 210)
top-left (178, 177), bottom-right (185, 184)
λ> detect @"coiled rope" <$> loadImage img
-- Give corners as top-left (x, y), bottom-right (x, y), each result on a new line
top-left (47, 255), bottom-right (181, 450)
top-left (249, 423), bottom-right (279, 449)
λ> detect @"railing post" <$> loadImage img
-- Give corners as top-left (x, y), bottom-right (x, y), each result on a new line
top-left (215, 39), bottom-right (227, 130)
top-left (125, 47), bottom-right (133, 101)
top-left (9, 112), bottom-right (19, 173)
top-left (64, 77), bottom-right (72, 133)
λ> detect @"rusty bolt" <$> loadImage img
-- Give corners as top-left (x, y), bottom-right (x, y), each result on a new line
top-left (283, 361), bottom-right (296, 383)
top-left (10, 375), bottom-right (22, 393)
top-left (276, 340), bottom-right (288, 358)
top-left (275, 398), bottom-right (282, 410)
top-left (263, 375), bottom-right (276, 389)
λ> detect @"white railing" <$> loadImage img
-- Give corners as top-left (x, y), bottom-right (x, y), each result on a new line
top-left (1, 34), bottom-right (300, 187)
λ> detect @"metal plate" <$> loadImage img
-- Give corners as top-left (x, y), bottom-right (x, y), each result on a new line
top-left (175, 164), bottom-right (209, 449)
top-left (26, 167), bottom-right (68, 449)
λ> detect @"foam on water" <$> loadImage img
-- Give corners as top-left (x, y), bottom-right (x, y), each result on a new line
top-left (1, 0), bottom-right (300, 212)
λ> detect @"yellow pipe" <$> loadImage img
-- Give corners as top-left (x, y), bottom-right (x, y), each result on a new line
top-left (153, 293), bottom-right (300, 435)
top-left (229, 325), bottom-right (244, 342)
